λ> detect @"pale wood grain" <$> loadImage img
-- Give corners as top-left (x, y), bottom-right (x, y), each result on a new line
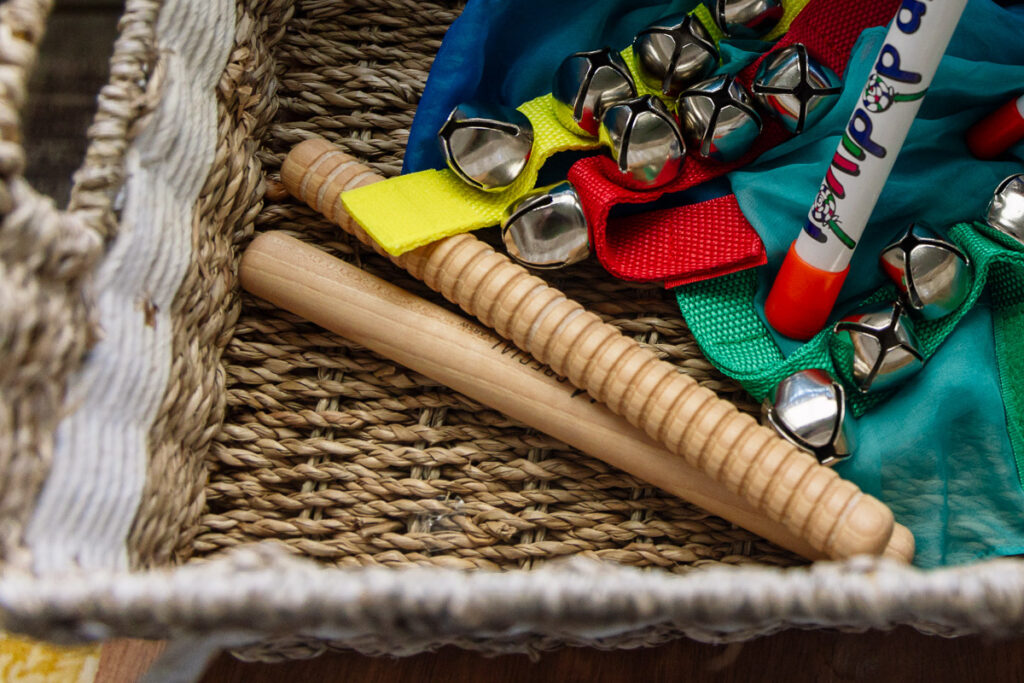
top-left (279, 138), bottom-right (901, 561)
top-left (239, 231), bottom-right (913, 563)
top-left (96, 639), bottom-right (165, 683)
top-left (241, 231), bottom-right (821, 559)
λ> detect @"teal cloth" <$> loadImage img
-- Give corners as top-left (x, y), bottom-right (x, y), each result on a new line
top-left (702, 1), bottom-right (1024, 567)
top-left (404, 0), bottom-right (1024, 567)
top-left (677, 223), bottom-right (1024, 567)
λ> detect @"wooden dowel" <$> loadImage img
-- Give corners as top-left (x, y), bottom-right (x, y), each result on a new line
top-left (884, 522), bottom-right (915, 563)
top-left (241, 232), bottom-right (912, 562)
top-left (279, 137), bottom-right (902, 561)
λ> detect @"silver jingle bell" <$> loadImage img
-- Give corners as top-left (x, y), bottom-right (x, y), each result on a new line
top-left (552, 48), bottom-right (637, 138)
top-left (709, 0), bottom-right (784, 39)
top-left (751, 44), bottom-right (842, 134)
top-left (438, 103), bottom-right (535, 192)
top-left (880, 224), bottom-right (972, 320)
top-left (986, 173), bottom-right (1024, 246)
top-left (632, 15), bottom-right (719, 97)
top-left (501, 181), bottom-right (590, 269)
top-left (599, 95), bottom-right (686, 189)
top-left (830, 303), bottom-right (925, 394)
top-left (678, 74), bottom-right (762, 162)
top-left (761, 368), bottom-right (853, 467)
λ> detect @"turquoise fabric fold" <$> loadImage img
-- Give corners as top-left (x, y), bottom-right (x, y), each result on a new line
top-left (714, 1), bottom-right (1024, 567)
top-left (403, 0), bottom-right (1024, 567)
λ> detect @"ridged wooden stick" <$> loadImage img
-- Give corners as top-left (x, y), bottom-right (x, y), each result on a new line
top-left (241, 232), bottom-right (817, 559)
top-left (241, 232), bottom-right (913, 563)
top-left (280, 137), bottom-right (899, 560)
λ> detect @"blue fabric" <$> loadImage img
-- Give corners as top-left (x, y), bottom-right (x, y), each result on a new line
top-left (403, 0), bottom-right (1024, 567)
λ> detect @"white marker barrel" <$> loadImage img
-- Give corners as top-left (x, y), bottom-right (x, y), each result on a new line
top-left (765, 0), bottom-right (969, 340)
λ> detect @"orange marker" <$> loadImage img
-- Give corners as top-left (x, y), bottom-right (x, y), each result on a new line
top-left (766, 0), bottom-right (968, 340)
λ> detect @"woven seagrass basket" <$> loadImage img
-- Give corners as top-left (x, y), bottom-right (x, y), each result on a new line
top-left (4, 0), bottom-right (1024, 672)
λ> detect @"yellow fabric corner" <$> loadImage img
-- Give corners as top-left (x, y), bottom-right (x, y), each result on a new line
top-left (341, 170), bottom-right (502, 255)
top-left (621, 47), bottom-right (669, 102)
top-left (692, 4), bottom-right (726, 44)
top-left (342, 94), bottom-right (598, 256)
top-left (771, 0), bottom-right (814, 40)
top-left (0, 633), bottom-right (100, 683)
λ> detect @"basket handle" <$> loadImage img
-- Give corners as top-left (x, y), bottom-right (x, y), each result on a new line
top-left (0, 0), bottom-right (103, 267)
top-left (0, 0), bottom-right (54, 208)
top-left (0, 0), bottom-right (100, 249)
top-left (280, 138), bottom-right (899, 561)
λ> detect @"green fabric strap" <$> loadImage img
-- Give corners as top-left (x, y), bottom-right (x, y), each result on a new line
top-left (676, 222), bottom-right (1024, 421)
top-left (990, 243), bottom-right (1024, 483)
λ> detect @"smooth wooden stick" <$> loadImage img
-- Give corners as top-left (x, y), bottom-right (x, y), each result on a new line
top-left (241, 232), bottom-right (818, 559)
top-left (280, 138), bottom-right (899, 560)
top-left (241, 232), bottom-right (912, 562)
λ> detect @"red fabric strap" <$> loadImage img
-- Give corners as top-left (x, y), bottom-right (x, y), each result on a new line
top-left (570, 0), bottom-right (902, 286)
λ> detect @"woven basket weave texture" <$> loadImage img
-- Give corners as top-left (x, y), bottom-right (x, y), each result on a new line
top-left (10, 0), bottom-right (1024, 665)
top-left (188, 0), bottom-right (803, 573)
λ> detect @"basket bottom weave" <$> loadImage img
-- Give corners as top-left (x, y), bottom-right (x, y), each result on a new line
top-left (191, 0), bottom-right (803, 575)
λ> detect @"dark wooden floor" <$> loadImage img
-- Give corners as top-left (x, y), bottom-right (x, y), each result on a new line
top-left (33, 1), bottom-right (1024, 681)
top-left (95, 628), bottom-right (1024, 682)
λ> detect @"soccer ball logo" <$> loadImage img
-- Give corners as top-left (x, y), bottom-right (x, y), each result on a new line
top-left (862, 74), bottom-right (895, 113)
top-left (811, 184), bottom-right (838, 224)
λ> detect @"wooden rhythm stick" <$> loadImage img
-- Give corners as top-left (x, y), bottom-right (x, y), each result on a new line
top-left (241, 231), bottom-right (913, 562)
top-left (280, 138), bottom-right (900, 560)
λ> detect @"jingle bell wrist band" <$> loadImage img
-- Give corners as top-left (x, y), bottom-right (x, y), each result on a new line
top-left (341, 58), bottom-right (668, 257)
top-left (341, 0), bottom-right (818, 258)
top-left (341, 94), bottom-right (597, 255)
top-left (678, 219), bottom-right (1024, 415)
top-left (571, 0), bottom-right (902, 286)
top-left (340, 49), bottom-right (674, 257)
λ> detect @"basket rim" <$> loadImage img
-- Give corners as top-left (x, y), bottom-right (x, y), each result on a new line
top-left (2, 548), bottom-right (1022, 646)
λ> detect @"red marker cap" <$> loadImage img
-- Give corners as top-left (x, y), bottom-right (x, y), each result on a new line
top-left (765, 242), bottom-right (849, 341)
top-left (966, 95), bottom-right (1024, 160)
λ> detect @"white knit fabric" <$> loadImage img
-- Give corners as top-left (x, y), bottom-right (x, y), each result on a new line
top-left (25, 0), bottom-right (235, 572)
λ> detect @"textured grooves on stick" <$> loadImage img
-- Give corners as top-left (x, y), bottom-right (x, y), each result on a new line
top-left (280, 139), bottom-right (893, 559)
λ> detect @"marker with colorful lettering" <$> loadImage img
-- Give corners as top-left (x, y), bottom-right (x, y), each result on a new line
top-left (765, 0), bottom-right (969, 340)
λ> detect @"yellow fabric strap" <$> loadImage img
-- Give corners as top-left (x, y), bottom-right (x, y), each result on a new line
top-left (692, 4), bottom-right (727, 43)
top-left (343, 0), bottom-right (814, 256)
top-left (342, 95), bottom-right (596, 255)
top-left (770, 0), bottom-right (813, 38)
